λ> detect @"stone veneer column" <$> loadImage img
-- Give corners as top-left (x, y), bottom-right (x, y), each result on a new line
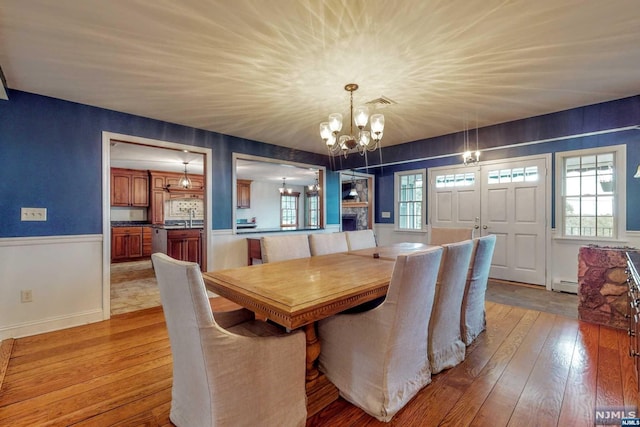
top-left (577, 245), bottom-right (637, 329)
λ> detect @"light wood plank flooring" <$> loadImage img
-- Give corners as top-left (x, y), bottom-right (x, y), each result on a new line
top-left (0, 298), bottom-right (637, 426)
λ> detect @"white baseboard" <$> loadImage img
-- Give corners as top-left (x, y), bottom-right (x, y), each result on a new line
top-left (0, 309), bottom-right (104, 340)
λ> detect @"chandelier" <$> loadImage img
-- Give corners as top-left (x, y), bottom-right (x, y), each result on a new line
top-left (320, 83), bottom-right (384, 158)
top-left (279, 177), bottom-right (292, 194)
top-left (308, 172), bottom-right (320, 192)
top-left (462, 120), bottom-right (480, 166)
top-left (179, 162), bottom-right (192, 189)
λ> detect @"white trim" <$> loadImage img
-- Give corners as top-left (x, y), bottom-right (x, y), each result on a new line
top-left (102, 131), bottom-right (214, 319)
top-left (0, 234), bottom-right (101, 246)
top-left (0, 309), bottom-right (103, 340)
top-left (354, 125), bottom-right (640, 171)
top-left (394, 168), bottom-right (427, 232)
top-left (554, 144), bottom-right (626, 241)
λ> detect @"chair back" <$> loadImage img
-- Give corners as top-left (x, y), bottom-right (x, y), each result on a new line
top-left (384, 247), bottom-right (443, 381)
top-left (261, 234), bottom-right (311, 263)
top-left (309, 232), bottom-right (349, 256)
top-left (429, 226), bottom-right (474, 245)
top-left (428, 239), bottom-right (474, 373)
top-left (151, 253), bottom-right (217, 425)
top-left (461, 234), bottom-right (497, 345)
top-left (345, 229), bottom-right (377, 250)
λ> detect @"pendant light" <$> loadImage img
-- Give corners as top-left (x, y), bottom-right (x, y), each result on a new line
top-left (180, 162), bottom-right (192, 189)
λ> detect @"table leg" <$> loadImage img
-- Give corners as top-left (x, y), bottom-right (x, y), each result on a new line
top-left (304, 323), bottom-right (321, 382)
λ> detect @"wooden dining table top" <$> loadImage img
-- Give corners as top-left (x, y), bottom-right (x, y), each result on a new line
top-left (202, 252), bottom-right (397, 329)
top-left (346, 242), bottom-right (433, 260)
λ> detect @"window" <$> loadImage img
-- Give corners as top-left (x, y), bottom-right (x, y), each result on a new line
top-left (306, 191), bottom-right (319, 228)
top-left (487, 166), bottom-right (538, 184)
top-left (556, 145), bottom-right (626, 239)
top-left (281, 193), bottom-right (299, 227)
top-left (395, 169), bottom-right (426, 231)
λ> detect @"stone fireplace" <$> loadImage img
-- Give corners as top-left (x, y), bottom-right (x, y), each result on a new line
top-left (577, 245), bottom-right (638, 329)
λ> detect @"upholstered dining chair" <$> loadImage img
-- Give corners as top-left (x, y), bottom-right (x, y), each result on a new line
top-left (308, 232), bottom-right (349, 256)
top-left (429, 226), bottom-right (474, 246)
top-left (461, 234), bottom-right (497, 345)
top-left (317, 247), bottom-right (444, 422)
top-left (345, 229), bottom-right (377, 251)
top-left (260, 234), bottom-right (311, 263)
top-left (151, 253), bottom-right (307, 427)
top-left (428, 239), bottom-right (474, 374)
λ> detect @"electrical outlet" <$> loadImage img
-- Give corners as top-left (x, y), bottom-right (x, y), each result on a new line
top-left (21, 290), bottom-right (33, 303)
top-left (21, 207), bottom-right (47, 221)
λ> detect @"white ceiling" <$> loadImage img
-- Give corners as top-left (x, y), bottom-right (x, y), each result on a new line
top-left (1, 0), bottom-right (640, 156)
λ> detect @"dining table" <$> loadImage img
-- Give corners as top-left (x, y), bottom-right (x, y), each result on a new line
top-left (201, 242), bottom-right (433, 416)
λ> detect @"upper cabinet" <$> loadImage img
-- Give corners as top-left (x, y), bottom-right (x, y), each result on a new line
top-left (237, 179), bottom-right (252, 208)
top-left (165, 172), bottom-right (204, 193)
top-left (110, 168), bottom-right (149, 207)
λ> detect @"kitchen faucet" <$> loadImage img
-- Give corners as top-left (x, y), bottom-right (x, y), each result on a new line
top-left (189, 208), bottom-right (195, 228)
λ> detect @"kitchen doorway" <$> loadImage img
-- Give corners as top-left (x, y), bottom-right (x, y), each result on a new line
top-left (102, 131), bottom-right (213, 318)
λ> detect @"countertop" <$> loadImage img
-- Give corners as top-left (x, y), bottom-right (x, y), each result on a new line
top-left (236, 226), bottom-right (322, 234)
top-left (111, 221), bottom-right (153, 227)
top-left (627, 251), bottom-right (640, 284)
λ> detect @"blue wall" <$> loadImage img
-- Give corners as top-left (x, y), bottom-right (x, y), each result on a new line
top-left (0, 89), bottom-right (335, 237)
top-left (2, 90), bottom-right (639, 237)
top-left (341, 96), bottom-right (640, 230)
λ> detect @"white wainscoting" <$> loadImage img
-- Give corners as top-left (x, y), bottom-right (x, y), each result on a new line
top-left (208, 225), bottom-right (341, 271)
top-left (0, 235), bottom-right (104, 340)
top-left (374, 223), bottom-right (640, 294)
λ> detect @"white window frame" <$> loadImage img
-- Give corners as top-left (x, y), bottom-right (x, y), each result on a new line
top-left (394, 168), bottom-right (427, 232)
top-left (555, 144), bottom-right (626, 242)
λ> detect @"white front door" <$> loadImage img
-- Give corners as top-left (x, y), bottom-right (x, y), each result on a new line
top-left (429, 155), bottom-right (548, 286)
top-left (480, 157), bottom-right (547, 285)
top-left (429, 166), bottom-right (481, 232)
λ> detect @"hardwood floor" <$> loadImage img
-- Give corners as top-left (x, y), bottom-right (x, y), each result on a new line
top-left (0, 299), bottom-right (637, 426)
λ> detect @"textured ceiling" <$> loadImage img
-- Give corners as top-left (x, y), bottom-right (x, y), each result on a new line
top-left (1, 0), bottom-right (639, 155)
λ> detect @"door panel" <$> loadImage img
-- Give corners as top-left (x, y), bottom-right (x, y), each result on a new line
top-left (429, 156), bottom-right (547, 286)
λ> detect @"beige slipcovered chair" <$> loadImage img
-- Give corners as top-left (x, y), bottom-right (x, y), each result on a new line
top-left (345, 229), bottom-right (377, 251)
top-left (461, 234), bottom-right (497, 345)
top-left (260, 234), bottom-right (311, 263)
top-left (151, 253), bottom-right (307, 427)
top-left (429, 226), bottom-right (474, 246)
top-left (428, 239), bottom-right (474, 374)
top-left (308, 232), bottom-right (349, 256)
top-left (317, 247), bottom-right (444, 422)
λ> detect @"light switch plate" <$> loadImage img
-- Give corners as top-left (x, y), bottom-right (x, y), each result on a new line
top-left (21, 207), bottom-right (47, 221)
top-left (381, 211), bottom-right (391, 218)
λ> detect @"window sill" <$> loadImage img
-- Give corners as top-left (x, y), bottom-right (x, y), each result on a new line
top-left (393, 228), bottom-right (428, 234)
top-left (553, 236), bottom-right (629, 245)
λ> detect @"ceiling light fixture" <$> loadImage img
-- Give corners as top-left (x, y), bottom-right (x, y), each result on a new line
top-left (349, 171), bottom-right (358, 197)
top-left (462, 118), bottom-right (480, 166)
top-left (308, 172), bottom-right (320, 192)
top-left (279, 177), bottom-right (292, 194)
top-left (320, 83), bottom-right (384, 158)
top-left (180, 162), bottom-right (192, 189)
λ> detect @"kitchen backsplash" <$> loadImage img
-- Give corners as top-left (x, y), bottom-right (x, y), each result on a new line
top-left (165, 199), bottom-right (204, 221)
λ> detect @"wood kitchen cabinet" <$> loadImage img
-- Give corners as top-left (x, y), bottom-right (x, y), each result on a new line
top-left (167, 229), bottom-right (203, 268)
top-left (237, 179), bottom-right (252, 208)
top-left (111, 168), bottom-right (149, 207)
top-left (111, 226), bottom-right (144, 261)
top-left (142, 227), bottom-right (152, 256)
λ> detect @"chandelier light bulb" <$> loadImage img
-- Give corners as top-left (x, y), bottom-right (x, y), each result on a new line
top-left (319, 122), bottom-right (332, 142)
top-left (354, 106), bottom-right (369, 129)
top-left (328, 113), bottom-right (343, 133)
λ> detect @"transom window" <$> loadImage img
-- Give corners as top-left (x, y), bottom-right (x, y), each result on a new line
top-left (435, 173), bottom-right (475, 188)
top-left (556, 145), bottom-right (625, 240)
top-left (395, 170), bottom-right (425, 231)
top-left (487, 166), bottom-right (538, 184)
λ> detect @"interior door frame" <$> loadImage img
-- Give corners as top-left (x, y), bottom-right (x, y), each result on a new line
top-left (427, 153), bottom-right (552, 289)
top-left (101, 131), bottom-right (213, 319)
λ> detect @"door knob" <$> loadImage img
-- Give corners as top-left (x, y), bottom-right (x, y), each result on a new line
top-left (483, 225), bottom-right (488, 229)
top-left (474, 225), bottom-right (480, 229)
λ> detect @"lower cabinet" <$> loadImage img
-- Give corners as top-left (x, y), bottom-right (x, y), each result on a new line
top-left (112, 227), bottom-right (143, 261)
top-left (167, 229), bottom-right (203, 269)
